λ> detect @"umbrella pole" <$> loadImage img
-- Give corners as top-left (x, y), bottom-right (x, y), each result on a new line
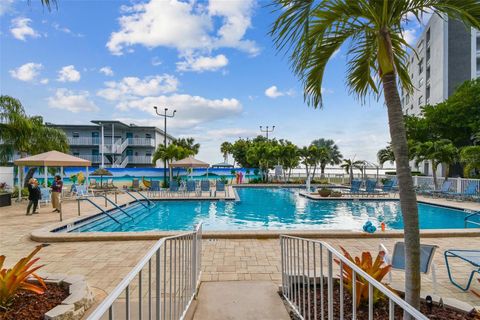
top-left (44, 165), bottom-right (48, 188)
top-left (86, 167), bottom-right (89, 188)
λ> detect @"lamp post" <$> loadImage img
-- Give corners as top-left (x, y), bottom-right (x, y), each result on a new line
top-left (259, 125), bottom-right (275, 139)
top-left (154, 106), bottom-right (176, 186)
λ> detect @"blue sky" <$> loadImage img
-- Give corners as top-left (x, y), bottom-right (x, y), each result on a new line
top-left (0, 0), bottom-right (424, 164)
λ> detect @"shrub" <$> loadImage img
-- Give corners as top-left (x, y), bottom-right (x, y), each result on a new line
top-left (335, 247), bottom-right (391, 307)
top-left (0, 245), bottom-right (46, 309)
top-left (318, 188), bottom-right (331, 197)
top-left (331, 191), bottom-right (342, 197)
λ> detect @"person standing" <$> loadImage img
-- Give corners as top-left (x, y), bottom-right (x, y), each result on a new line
top-left (26, 178), bottom-right (40, 215)
top-left (51, 175), bottom-right (63, 213)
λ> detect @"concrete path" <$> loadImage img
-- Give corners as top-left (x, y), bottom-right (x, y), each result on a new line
top-left (193, 281), bottom-right (291, 320)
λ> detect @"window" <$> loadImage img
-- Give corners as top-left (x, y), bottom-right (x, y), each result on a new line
top-left (145, 133), bottom-right (152, 139)
top-left (146, 152), bottom-right (152, 157)
top-left (418, 58), bottom-right (424, 74)
top-left (73, 132), bottom-right (79, 138)
top-left (73, 152), bottom-right (79, 157)
top-left (426, 85), bottom-right (431, 100)
top-left (418, 78), bottom-right (424, 87)
top-left (418, 95), bottom-right (423, 105)
top-left (405, 95), bottom-right (410, 104)
top-left (426, 28), bottom-right (430, 44)
top-left (426, 66), bottom-right (431, 80)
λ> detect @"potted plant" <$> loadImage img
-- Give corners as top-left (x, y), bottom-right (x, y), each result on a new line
top-left (318, 187), bottom-right (331, 197)
top-left (0, 182), bottom-right (12, 207)
top-left (331, 190), bottom-right (342, 197)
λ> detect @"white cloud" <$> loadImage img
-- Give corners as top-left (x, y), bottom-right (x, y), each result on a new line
top-left (47, 89), bottom-right (99, 113)
top-left (264, 85), bottom-right (294, 99)
top-left (403, 28), bottom-right (417, 45)
top-left (177, 54), bottom-right (228, 72)
top-left (10, 17), bottom-right (40, 41)
top-left (52, 22), bottom-right (83, 37)
top-left (9, 62), bottom-right (43, 82)
top-left (40, 78), bottom-right (49, 84)
top-left (107, 0), bottom-right (258, 57)
top-left (97, 74), bottom-right (179, 101)
top-left (99, 66), bottom-right (114, 76)
top-left (57, 65), bottom-right (81, 82)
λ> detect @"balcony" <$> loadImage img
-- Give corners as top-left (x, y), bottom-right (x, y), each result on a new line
top-left (68, 137), bottom-right (100, 145)
top-left (127, 138), bottom-right (155, 147)
top-left (75, 154), bottom-right (102, 163)
top-left (128, 155), bottom-right (153, 164)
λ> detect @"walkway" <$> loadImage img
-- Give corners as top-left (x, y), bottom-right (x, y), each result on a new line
top-left (193, 281), bottom-right (290, 320)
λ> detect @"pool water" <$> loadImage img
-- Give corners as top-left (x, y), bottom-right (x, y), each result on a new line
top-left (63, 188), bottom-right (478, 233)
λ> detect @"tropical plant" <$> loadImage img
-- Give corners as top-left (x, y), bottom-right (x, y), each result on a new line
top-left (460, 146), bottom-right (480, 178)
top-left (0, 245), bottom-right (47, 309)
top-left (377, 144), bottom-right (395, 167)
top-left (152, 143), bottom-right (194, 181)
top-left (274, 140), bottom-right (300, 181)
top-left (173, 137), bottom-right (200, 155)
top-left (412, 139), bottom-right (459, 188)
top-left (220, 142), bottom-right (233, 163)
top-left (335, 247), bottom-right (391, 308)
top-left (310, 139), bottom-right (343, 178)
top-left (270, 1), bottom-right (480, 310)
top-left (299, 145), bottom-right (318, 178)
top-left (341, 159), bottom-right (364, 184)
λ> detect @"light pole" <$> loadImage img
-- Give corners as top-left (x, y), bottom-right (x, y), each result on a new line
top-left (259, 125), bottom-right (275, 139)
top-left (154, 106), bottom-right (176, 186)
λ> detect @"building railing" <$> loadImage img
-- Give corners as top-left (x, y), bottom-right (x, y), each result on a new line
top-left (128, 155), bottom-right (153, 164)
top-left (68, 137), bottom-right (100, 145)
top-left (128, 137), bottom-right (155, 147)
top-left (87, 223), bottom-right (203, 320)
top-left (414, 176), bottom-right (480, 193)
top-left (280, 235), bottom-right (428, 320)
top-left (75, 154), bottom-right (102, 163)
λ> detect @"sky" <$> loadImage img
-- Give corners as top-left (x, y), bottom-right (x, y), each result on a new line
top-left (0, 0), bottom-right (426, 165)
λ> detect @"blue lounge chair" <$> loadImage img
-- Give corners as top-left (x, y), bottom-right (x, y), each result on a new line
top-left (200, 180), bottom-right (211, 197)
top-left (344, 180), bottom-right (362, 196)
top-left (148, 180), bottom-right (161, 197)
top-left (381, 242), bottom-right (438, 290)
top-left (364, 179), bottom-right (387, 196)
top-left (444, 249), bottom-right (480, 291)
top-left (424, 180), bottom-right (452, 197)
top-left (446, 181), bottom-right (479, 201)
top-left (382, 179), bottom-right (394, 192)
top-left (168, 181), bottom-right (180, 196)
top-left (215, 181), bottom-right (227, 197)
top-left (39, 187), bottom-right (51, 206)
top-left (186, 180), bottom-right (197, 196)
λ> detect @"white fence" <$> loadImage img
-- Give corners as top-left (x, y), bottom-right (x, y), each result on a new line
top-left (87, 223), bottom-right (202, 320)
top-left (413, 176), bottom-right (480, 193)
top-left (280, 235), bottom-right (428, 320)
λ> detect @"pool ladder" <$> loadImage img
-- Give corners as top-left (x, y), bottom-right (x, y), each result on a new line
top-left (464, 210), bottom-right (480, 228)
top-left (77, 197), bottom-right (122, 225)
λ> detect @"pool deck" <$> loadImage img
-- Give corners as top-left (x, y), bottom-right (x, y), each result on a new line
top-left (1, 190), bottom-right (479, 315)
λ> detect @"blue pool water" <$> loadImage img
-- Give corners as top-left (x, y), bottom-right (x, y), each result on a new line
top-left (61, 188), bottom-right (478, 233)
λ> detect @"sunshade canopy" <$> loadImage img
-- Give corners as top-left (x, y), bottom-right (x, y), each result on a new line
top-left (14, 150), bottom-right (91, 167)
top-left (211, 161), bottom-right (234, 168)
top-left (91, 168), bottom-right (113, 176)
top-left (170, 156), bottom-right (209, 168)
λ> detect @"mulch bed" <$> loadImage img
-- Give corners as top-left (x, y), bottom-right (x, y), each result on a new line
top-left (284, 281), bottom-right (480, 320)
top-left (0, 283), bottom-right (69, 320)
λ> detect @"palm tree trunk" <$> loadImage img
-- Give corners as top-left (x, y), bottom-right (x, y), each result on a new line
top-left (320, 165), bottom-right (326, 179)
top-left (432, 163), bottom-right (438, 189)
top-left (382, 72), bottom-right (421, 313)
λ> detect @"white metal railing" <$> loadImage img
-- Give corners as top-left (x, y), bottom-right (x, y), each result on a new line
top-left (128, 155), bottom-right (153, 164)
top-left (76, 154), bottom-right (102, 163)
top-left (128, 138), bottom-right (155, 147)
top-left (413, 176), bottom-right (480, 193)
top-left (68, 137), bottom-right (100, 145)
top-left (120, 156), bottom-right (129, 168)
top-left (87, 223), bottom-right (202, 320)
top-left (280, 235), bottom-right (428, 320)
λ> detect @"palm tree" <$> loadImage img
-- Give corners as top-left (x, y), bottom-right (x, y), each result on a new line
top-left (173, 137), bottom-right (200, 155)
top-left (270, 1), bottom-right (480, 310)
top-left (460, 146), bottom-right (480, 178)
top-left (340, 159), bottom-right (364, 184)
top-left (152, 144), bottom-right (194, 182)
top-left (377, 144), bottom-right (395, 167)
top-left (220, 142), bottom-right (233, 163)
top-left (412, 139), bottom-right (458, 188)
top-left (311, 139), bottom-right (343, 178)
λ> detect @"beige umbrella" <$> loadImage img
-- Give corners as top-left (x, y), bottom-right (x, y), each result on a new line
top-left (169, 156), bottom-right (209, 168)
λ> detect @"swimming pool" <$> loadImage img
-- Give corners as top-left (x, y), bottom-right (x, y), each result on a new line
top-left (57, 187), bottom-right (478, 233)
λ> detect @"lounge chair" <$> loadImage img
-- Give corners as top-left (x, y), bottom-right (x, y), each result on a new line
top-left (424, 180), bottom-right (452, 198)
top-left (89, 179), bottom-right (98, 189)
top-left (73, 185), bottom-right (93, 197)
top-left (343, 180), bottom-right (363, 196)
top-left (444, 249), bottom-right (480, 291)
top-left (106, 178), bottom-right (115, 188)
top-left (365, 179), bottom-right (387, 197)
top-left (382, 179), bottom-right (394, 193)
top-left (185, 180), bottom-right (197, 196)
top-left (39, 187), bottom-right (51, 207)
top-left (380, 242), bottom-right (438, 291)
top-left (200, 180), bottom-right (211, 197)
top-left (446, 181), bottom-right (479, 201)
top-left (168, 180), bottom-right (180, 196)
top-left (215, 181), bottom-right (228, 197)
top-left (132, 178), bottom-right (140, 190)
top-left (148, 180), bottom-right (161, 197)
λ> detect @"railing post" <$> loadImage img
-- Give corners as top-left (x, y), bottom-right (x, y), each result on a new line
top-left (77, 199), bottom-right (81, 216)
top-left (192, 230), bottom-right (197, 294)
top-left (457, 177), bottom-right (462, 193)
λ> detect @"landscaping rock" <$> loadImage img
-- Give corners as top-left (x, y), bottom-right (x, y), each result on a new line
top-left (44, 304), bottom-right (75, 320)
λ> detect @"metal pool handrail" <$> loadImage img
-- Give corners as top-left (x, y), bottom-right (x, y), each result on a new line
top-left (87, 222), bottom-right (203, 320)
top-left (280, 235), bottom-right (428, 320)
top-left (124, 189), bottom-right (150, 208)
top-left (77, 198), bottom-right (121, 225)
top-left (465, 211), bottom-right (480, 228)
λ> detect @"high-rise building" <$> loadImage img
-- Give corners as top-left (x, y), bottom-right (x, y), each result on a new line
top-left (400, 14), bottom-right (479, 116)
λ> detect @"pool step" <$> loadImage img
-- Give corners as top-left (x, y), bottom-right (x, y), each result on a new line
top-left (192, 281), bottom-right (290, 320)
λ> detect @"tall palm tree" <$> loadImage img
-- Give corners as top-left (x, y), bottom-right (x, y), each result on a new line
top-left (412, 139), bottom-right (458, 188)
top-left (152, 144), bottom-right (194, 182)
top-left (377, 144), bottom-right (395, 167)
top-left (340, 158), bottom-right (364, 183)
top-left (270, 1), bottom-right (480, 310)
top-left (173, 137), bottom-right (200, 155)
top-left (311, 139), bottom-right (343, 178)
top-left (220, 142), bottom-right (233, 163)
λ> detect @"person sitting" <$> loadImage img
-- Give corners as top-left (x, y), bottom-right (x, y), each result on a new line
top-left (26, 178), bottom-right (41, 215)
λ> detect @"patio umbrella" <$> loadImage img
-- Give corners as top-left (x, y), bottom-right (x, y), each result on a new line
top-left (170, 156), bottom-right (209, 179)
top-left (90, 168), bottom-right (113, 188)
